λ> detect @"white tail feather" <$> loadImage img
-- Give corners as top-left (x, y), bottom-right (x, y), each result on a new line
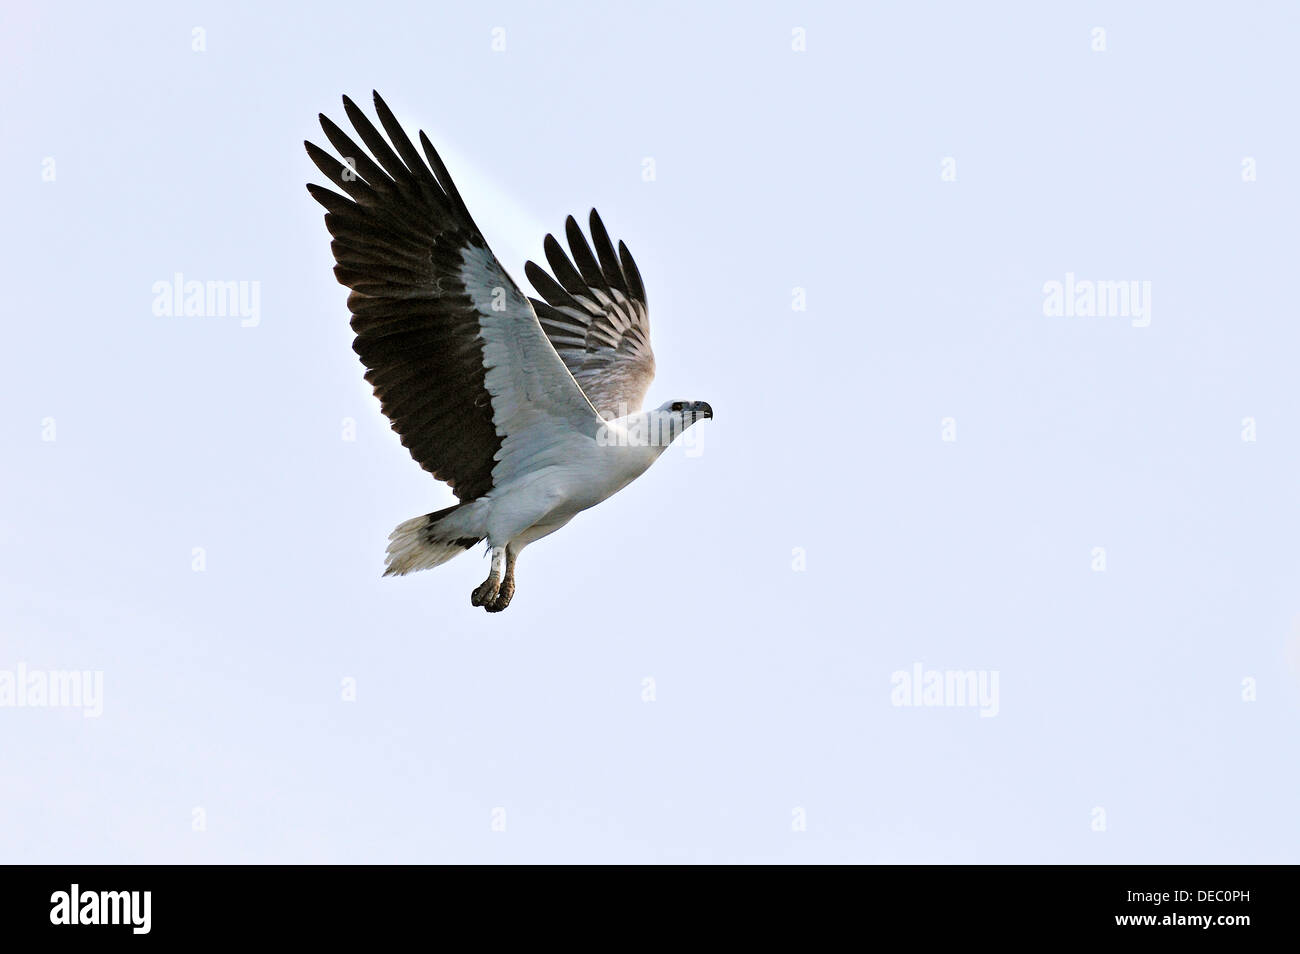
top-left (383, 508), bottom-right (482, 577)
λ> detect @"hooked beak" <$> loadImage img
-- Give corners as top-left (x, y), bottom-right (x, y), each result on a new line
top-left (696, 402), bottom-right (713, 420)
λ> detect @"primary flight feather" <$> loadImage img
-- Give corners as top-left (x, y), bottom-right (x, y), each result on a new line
top-left (305, 91), bottom-right (713, 612)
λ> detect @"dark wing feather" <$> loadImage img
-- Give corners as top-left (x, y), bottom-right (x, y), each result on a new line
top-left (305, 92), bottom-right (504, 501)
top-left (527, 210), bottom-right (656, 418)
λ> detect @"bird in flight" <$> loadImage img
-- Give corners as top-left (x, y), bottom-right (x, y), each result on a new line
top-left (305, 92), bottom-right (713, 612)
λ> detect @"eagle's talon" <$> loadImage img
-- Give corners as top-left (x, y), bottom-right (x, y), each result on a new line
top-left (470, 578), bottom-right (500, 606)
top-left (485, 578), bottom-right (515, 613)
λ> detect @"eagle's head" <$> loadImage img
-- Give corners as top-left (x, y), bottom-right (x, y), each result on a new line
top-left (657, 399), bottom-right (714, 430)
top-left (597, 400), bottom-right (713, 451)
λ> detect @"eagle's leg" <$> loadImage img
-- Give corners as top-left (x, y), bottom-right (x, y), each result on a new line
top-left (471, 545), bottom-right (506, 607)
top-left (484, 544), bottom-right (518, 613)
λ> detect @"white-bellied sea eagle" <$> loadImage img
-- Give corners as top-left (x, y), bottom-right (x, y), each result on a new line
top-left (305, 92), bottom-right (713, 612)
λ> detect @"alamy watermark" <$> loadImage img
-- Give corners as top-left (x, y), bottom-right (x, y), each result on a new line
top-left (595, 403), bottom-right (708, 457)
top-left (0, 663), bottom-right (103, 717)
top-left (1042, 272), bottom-right (1151, 328)
top-left (890, 663), bottom-right (999, 717)
top-left (50, 884), bottom-right (150, 934)
top-left (152, 273), bottom-right (260, 327)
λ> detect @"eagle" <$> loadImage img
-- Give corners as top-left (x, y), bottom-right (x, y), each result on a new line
top-left (305, 92), bottom-right (713, 613)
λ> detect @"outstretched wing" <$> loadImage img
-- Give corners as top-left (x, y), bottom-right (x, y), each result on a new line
top-left (305, 92), bottom-right (600, 502)
top-left (525, 211), bottom-right (655, 419)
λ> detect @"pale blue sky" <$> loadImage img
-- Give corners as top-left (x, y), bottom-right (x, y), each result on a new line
top-left (2, 1), bottom-right (1297, 862)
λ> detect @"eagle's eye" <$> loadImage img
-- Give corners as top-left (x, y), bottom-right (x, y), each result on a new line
top-left (670, 401), bottom-right (685, 412)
